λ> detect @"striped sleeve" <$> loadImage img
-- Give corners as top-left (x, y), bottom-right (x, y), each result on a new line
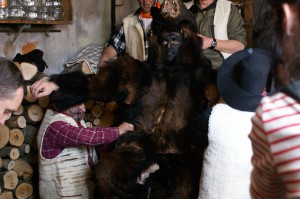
top-left (249, 93), bottom-right (300, 198)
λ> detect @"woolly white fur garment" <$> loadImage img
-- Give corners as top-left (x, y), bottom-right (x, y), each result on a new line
top-left (198, 103), bottom-right (254, 199)
top-left (213, 0), bottom-right (232, 59)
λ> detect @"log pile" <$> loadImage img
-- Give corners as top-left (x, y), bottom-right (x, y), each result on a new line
top-left (84, 100), bottom-right (118, 128)
top-left (0, 62), bottom-right (119, 198)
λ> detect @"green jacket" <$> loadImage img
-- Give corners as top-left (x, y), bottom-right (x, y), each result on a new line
top-left (195, 0), bottom-right (246, 70)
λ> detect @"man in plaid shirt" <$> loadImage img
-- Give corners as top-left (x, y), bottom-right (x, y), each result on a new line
top-left (35, 71), bottom-right (134, 198)
top-left (98, 0), bottom-right (160, 67)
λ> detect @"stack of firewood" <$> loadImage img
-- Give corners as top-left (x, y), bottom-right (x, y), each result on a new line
top-left (0, 62), bottom-right (118, 198)
top-left (84, 100), bottom-right (118, 128)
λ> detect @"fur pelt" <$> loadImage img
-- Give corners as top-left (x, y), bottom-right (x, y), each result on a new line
top-left (91, 1), bottom-right (213, 198)
top-left (50, 70), bottom-right (90, 111)
top-left (50, 0), bottom-right (214, 198)
top-left (13, 49), bottom-right (48, 72)
top-left (95, 131), bottom-right (204, 199)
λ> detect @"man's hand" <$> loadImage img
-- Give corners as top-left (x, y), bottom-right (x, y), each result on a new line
top-left (197, 34), bottom-right (214, 49)
top-left (118, 122), bottom-right (134, 135)
top-left (31, 77), bottom-right (59, 99)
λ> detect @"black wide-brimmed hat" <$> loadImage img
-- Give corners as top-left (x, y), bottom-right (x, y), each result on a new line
top-left (217, 48), bottom-right (276, 112)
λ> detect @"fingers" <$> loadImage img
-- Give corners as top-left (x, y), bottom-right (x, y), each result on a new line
top-left (31, 80), bottom-right (48, 99)
top-left (31, 80), bottom-right (43, 99)
top-left (119, 122), bottom-right (135, 135)
top-left (127, 123), bottom-right (134, 131)
top-left (123, 122), bottom-right (134, 131)
top-left (197, 33), bottom-right (205, 39)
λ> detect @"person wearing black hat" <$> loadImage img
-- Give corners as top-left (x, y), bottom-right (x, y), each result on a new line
top-left (36, 71), bottom-right (134, 198)
top-left (189, 48), bottom-right (275, 199)
top-left (249, 1), bottom-right (300, 198)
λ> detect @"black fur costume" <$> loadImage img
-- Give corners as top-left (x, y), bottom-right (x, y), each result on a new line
top-left (50, 1), bottom-right (213, 198)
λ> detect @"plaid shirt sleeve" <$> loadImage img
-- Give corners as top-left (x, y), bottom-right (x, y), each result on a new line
top-left (42, 121), bottom-right (119, 159)
top-left (107, 25), bottom-right (126, 55)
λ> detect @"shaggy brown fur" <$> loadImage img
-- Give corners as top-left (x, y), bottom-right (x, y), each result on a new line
top-left (90, 1), bottom-right (213, 198)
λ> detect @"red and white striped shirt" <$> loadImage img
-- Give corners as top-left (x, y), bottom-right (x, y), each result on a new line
top-left (249, 92), bottom-right (300, 198)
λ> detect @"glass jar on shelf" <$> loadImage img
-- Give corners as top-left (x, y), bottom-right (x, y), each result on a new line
top-left (39, 5), bottom-right (53, 20)
top-left (22, 0), bottom-right (39, 7)
top-left (44, 0), bottom-right (53, 6)
top-left (8, 5), bottom-right (25, 18)
top-left (0, 0), bottom-right (7, 19)
top-left (53, 0), bottom-right (61, 6)
top-left (52, 5), bottom-right (63, 20)
top-left (9, 0), bottom-right (20, 7)
top-left (25, 5), bottom-right (38, 20)
top-left (0, 7), bottom-right (7, 19)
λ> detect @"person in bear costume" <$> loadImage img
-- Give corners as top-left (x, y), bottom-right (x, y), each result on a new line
top-left (31, 0), bottom-right (215, 198)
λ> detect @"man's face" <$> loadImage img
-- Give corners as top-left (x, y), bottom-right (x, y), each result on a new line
top-left (64, 103), bottom-right (86, 122)
top-left (0, 87), bottom-right (24, 125)
top-left (160, 31), bottom-right (183, 62)
top-left (138, 0), bottom-right (156, 13)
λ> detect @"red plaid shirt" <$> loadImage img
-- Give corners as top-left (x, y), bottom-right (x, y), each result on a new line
top-left (41, 121), bottom-right (119, 159)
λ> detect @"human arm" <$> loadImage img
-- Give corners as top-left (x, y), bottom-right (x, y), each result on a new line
top-left (97, 45), bottom-right (118, 68)
top-left (197, 4), bottom-right (246, 54)
top-left (31, 77), bottom-right (59, 99)
top-left (118, 122), bottom-right (134, 135)
top-left (249, 105), bottom-right (284, 198)
top-left (31, 70), bottom-right (88, 100)
top-left (97, 25), bottom-right (126, 68)
top-left (248, 95), bottom-right (300, 198)
top-left (197, 34), bottom-right (245, 54)
top-left (42, 120), bottom-right (134, 158)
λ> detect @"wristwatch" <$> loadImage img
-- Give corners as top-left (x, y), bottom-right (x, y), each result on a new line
top-left (211, 38), bottom-right (217, 49)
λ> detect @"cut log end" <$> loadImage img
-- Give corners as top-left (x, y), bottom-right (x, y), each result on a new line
top-left (0, 170), bottom-right (18, 190)
top-left (9, 129), bottom-right (25, 147)
top-left (15, 182), bottom-right (33, 199)
top-left (0, 125), bottom-right (9, 149)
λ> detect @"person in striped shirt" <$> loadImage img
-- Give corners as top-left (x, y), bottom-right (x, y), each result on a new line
top-left (249, 0), bottom-right (300, 198)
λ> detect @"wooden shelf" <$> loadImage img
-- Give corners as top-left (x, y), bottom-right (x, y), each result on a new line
top-left (0, 0), bottom-right (72, 25)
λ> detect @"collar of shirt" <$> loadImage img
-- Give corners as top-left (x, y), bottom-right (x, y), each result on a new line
top-left (57, 111), bottom-right (82, 127)
top-left (198, 0), bottom-right (217, 12)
